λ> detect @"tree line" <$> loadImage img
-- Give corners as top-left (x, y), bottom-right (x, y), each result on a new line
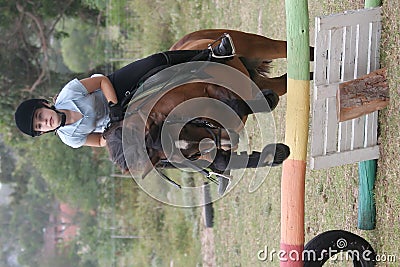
top-left (0, 1), bottom-right (113, 266)
top-left (0, 0), bottom-right (211, 265)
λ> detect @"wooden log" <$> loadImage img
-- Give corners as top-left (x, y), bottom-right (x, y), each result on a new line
top-left (337, 68), bottom-right (389, 122)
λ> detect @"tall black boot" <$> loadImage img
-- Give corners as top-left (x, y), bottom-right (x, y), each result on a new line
top-left (208, 33), bottom-right (235, 60)
top-left (162, 34), bottom-right (236, 65)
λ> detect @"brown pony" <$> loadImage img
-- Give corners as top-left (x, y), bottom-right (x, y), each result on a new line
top-left (106, 29), bottom-right (312, 180)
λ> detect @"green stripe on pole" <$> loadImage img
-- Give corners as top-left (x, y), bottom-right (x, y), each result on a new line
top-left (285, 0), bottom-right (310, 80)
top-left (365, 0), bottom-right (381, 7)
top-left (358, 160), bottom-right (376, 230)
top-left (357, 0), bottom-right (381, 230)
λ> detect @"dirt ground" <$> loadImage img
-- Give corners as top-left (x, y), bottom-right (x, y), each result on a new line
top-left (200, 209), bottom-right (216, 267)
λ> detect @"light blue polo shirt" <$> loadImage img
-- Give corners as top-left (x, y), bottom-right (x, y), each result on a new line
top-left (55, 79), bottom-right (109, 148)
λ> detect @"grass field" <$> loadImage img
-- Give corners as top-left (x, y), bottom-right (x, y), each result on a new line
top-left (106, 0), bottom-right (400, 266)
top-left (211, 1), bottom-right (400, 267)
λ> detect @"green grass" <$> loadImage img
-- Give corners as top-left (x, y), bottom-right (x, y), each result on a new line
top-left (211, 1), bottom-right (400, 267)
top-left (103, 0), bottom-right (400, 266)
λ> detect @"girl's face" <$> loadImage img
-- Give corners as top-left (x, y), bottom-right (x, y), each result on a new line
top-left (32, 103), bottom-right (61, 133)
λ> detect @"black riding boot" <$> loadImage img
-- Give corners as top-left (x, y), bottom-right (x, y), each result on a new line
top-left (163, 34), bottom-right (235, 65)
top-left (208, 34), bottom-right (235, 60)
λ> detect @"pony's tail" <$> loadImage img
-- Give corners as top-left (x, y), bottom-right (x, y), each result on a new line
top-left (239, 58), bottom-right (271, 80)
top-left (255, 60), bottom-right (272, 77)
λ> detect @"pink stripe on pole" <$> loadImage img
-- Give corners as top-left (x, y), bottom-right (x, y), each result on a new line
top-left (280, 243), bottom-right (304, 266)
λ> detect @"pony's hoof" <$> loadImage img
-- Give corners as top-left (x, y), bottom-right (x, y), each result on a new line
top-left (218, 176), bottom-right (231, 196)
top-left (260, 143), bottom-right (290, 166)
top-left (258, 89), bottom-right (280, 111)
top-left (252, 89), bottom-right (279, 112)
top-left (227, 129), bottom-right (240, 147)
top-left (210, 150), bottom-right (230, 172)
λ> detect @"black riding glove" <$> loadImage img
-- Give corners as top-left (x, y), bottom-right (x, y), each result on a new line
top-left (108, 102), bottom-right (124, 122)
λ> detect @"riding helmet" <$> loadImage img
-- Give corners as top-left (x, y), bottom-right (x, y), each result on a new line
top-left (14, 99), bottom-right (50, 137)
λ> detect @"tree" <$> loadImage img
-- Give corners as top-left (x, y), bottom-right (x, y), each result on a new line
top-left (26, 135), bottom-right (111, 210)
top-left (0, 2), bottom-right (113, 266)
top-left (0, 0), bottom-right (104, 140)
top-left (0, 175), bottom-right (53, 266)
top-left (0, 138), bottom-right (15, 184)
top-left (59, 18), bottom-right (106, 73)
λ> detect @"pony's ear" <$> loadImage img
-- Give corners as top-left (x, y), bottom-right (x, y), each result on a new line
top-left (141, 158), bottom-right (158, 179)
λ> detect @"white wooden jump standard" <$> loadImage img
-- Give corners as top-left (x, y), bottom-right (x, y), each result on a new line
top-left (310, 7), bottom-right (381, 170)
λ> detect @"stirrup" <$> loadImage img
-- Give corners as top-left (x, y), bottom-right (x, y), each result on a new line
top-left (208, 33), bottom-right (236, 59)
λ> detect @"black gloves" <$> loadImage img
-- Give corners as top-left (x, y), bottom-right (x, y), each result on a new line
top-left (108, 102), bottom-right (124, 123)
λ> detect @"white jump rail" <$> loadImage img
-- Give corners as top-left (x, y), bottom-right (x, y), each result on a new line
top-left (310, 7), bottom-right (382, 170)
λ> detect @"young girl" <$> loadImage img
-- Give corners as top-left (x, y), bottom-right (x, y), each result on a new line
top-left (14, 36), bottom-right (234, 148)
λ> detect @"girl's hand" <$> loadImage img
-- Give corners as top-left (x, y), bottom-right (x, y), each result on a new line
top-left (108, 102), bottom-right (124, 122)
top-left (84, 133), bottom-right (107, 147)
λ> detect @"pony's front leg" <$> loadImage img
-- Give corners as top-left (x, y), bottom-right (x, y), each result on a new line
top-left (220, 89), bottom-right (280, 117)
top-left (253, 73), bottom-right (288, 96)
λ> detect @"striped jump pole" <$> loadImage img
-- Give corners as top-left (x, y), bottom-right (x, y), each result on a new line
top-left (281, 0), bottom-right (310, 266)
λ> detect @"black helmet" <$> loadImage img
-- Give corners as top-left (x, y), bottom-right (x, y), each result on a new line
top-left (14, 99), bottom-right (49, 137)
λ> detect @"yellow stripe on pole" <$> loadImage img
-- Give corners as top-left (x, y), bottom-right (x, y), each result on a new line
top-left (285, 79), bottom-right (310, 161)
